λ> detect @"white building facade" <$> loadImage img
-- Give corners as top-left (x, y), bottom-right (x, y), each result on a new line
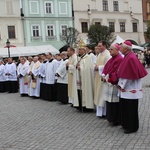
top-left (0, 0), bottom-right (24, 48)
top-left (73, 0), bottom-right (145, 45)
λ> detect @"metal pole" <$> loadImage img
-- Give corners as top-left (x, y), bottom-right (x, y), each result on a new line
top-left (8, 46), bottom-right (10, 58)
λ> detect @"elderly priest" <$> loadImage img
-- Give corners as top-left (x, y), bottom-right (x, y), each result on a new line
top-left (117, 41), bottom-right (148, 134)
top-left (76, 41), bottom-right (95, 111)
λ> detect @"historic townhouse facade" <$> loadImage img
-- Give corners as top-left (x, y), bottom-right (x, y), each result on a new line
top-left (73, 0), bottom-right (145, 45)
top-left (0, 0), bottom-right (24, 47)
top-left (142, 0), bottom-right (150, 42)
top-left (21, 0), bottom-right (73, 49)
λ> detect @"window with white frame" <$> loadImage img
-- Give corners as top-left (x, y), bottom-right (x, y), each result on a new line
top-left (61, 25), bottom-right (67, 36)
top-left (133, 23), bottom-right (138, 32)
top-left (8, 26), bottom-right (16, 39)
top-left (45, 2), bottom-right (53, 14)
top-left (29, 1), bottom-right (39, 14)
top-left (32, 25), bottom-right (40, 37)
top-left (95, 22), bottom-right (101, 26)
top-left (47, 25), bottom-right (54, 36)
top-left (59, 2), bottom-right (67, 14)
top-left (120, 22), bottom-right (125, 32)
top-left (109, 22), bottom-right (115, 32)
top-left (113, 1), bottom-right (119, 11)
top-left (103, 0), bottom-right (108, 11)
top-left (81, 22), bottom-right (88, 33)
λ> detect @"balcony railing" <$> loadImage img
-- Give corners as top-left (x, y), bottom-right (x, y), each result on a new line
top-left (31, 36), bottom-right (42, 41)
top-left (60, 35), bottom-right (67, 40)
top-left (46, 36), bottom-right (57, 40)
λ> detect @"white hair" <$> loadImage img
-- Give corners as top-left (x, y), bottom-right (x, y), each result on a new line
top-left (122, 43), bottom-right (132, 51)
top-left (61, 51), bottom-right (67, 56)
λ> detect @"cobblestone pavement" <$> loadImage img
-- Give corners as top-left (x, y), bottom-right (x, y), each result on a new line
top-left (0, 70), bottom-right (150, 150)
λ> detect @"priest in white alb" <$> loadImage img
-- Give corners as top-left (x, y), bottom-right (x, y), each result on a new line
top-left (17, 57), bottom-right (29, 97)
top-left (28, 56), bottom-right (41, 98)
top-left (85, 45), bottom-right (96, 63)
top-left (76, 41), bottom-right (95, 111)
top-left (94, 41), bottom-right (111, 117)
top-left (66, 47), bottom-right (78, 107)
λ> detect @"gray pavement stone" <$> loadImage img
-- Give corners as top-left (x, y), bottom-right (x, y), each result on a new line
top-left (0, 69), bottom-right (149, 150)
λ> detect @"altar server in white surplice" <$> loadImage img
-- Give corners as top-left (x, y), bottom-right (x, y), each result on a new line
top-left (44, 52), bottom-right (59, 101)
top-left (4, 58), bottom-right (18, 93)
top-left (0, 60), bottom-right (6, 92)
top-left (38, 53), bottom-right (47, 100)
top-left (56, 51), bottom-right (68, 104)
top-left (17, 57), bottom-right (29, 97)
top-left (28, 56), bottom-right (41, 98)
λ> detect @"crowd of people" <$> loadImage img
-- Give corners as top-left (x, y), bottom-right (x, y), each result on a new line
top-left (0, 40), bottom-right (148, 134)
top-left (136, 50), bottom-right (150, 68)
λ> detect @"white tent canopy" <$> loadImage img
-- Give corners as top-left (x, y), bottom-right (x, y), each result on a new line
top-left (112, 35), bottom-right (144, 51)
top-left (0, 45), bottom-right (59, 58)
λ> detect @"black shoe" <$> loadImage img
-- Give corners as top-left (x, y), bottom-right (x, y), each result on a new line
top-left (12, 91), bottom-right (18, 93)
top-left (99, 116), bottom-right (106, 119)
top-left (124, 129), bottom-right (136, 134)
top-left (33, 96), bottom-right (40, 99)
top-left (21, 94), bottom-right (28, 97)
top-left (113, 122), bottom-right (120, 126)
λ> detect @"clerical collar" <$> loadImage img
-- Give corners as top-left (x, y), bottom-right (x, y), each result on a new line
top-left (49, 59), bottom-right (53, 63)
top-left (101, 49), bottom-right (107, 54)
top-left (112, 53), bottom-right (119, 59)
top-left (43, 60), bottom-right (47, 63)
top-left (88, 50), bottom-right (93, 55)
top-left (124, 51), bottom-right (131, 57)
top-left (80, 53), bottom-right (86, 59)
top-left (63, 58), bottom-right (68, 61)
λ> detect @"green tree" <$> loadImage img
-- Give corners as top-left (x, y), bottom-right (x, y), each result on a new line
top-left (60, 27), bottom-right (79, 47)
top-left (87, 24), bottom-right (114, 48)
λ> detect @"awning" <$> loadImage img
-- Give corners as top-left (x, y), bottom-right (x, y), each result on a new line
top-left (112, 35), bottom-right (144, 51)
top-left (4, 45), bottom-right (16, 48)
top-left (0, 45), bottom-right (59, 58)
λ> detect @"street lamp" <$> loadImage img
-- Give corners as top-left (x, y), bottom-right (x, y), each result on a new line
top-left (87, 5), bottom-right (91, 15)
top-left (130, 7), bottom-right (133, 17)
top-left (6, 39), bottom-right (10, 58)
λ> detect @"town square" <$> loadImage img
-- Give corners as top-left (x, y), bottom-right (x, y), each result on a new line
top-left (0, 0), bottom-right (150, 150)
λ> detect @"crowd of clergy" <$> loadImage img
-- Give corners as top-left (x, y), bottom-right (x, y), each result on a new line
top-left (0, 40), bottom-right (148, 134)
